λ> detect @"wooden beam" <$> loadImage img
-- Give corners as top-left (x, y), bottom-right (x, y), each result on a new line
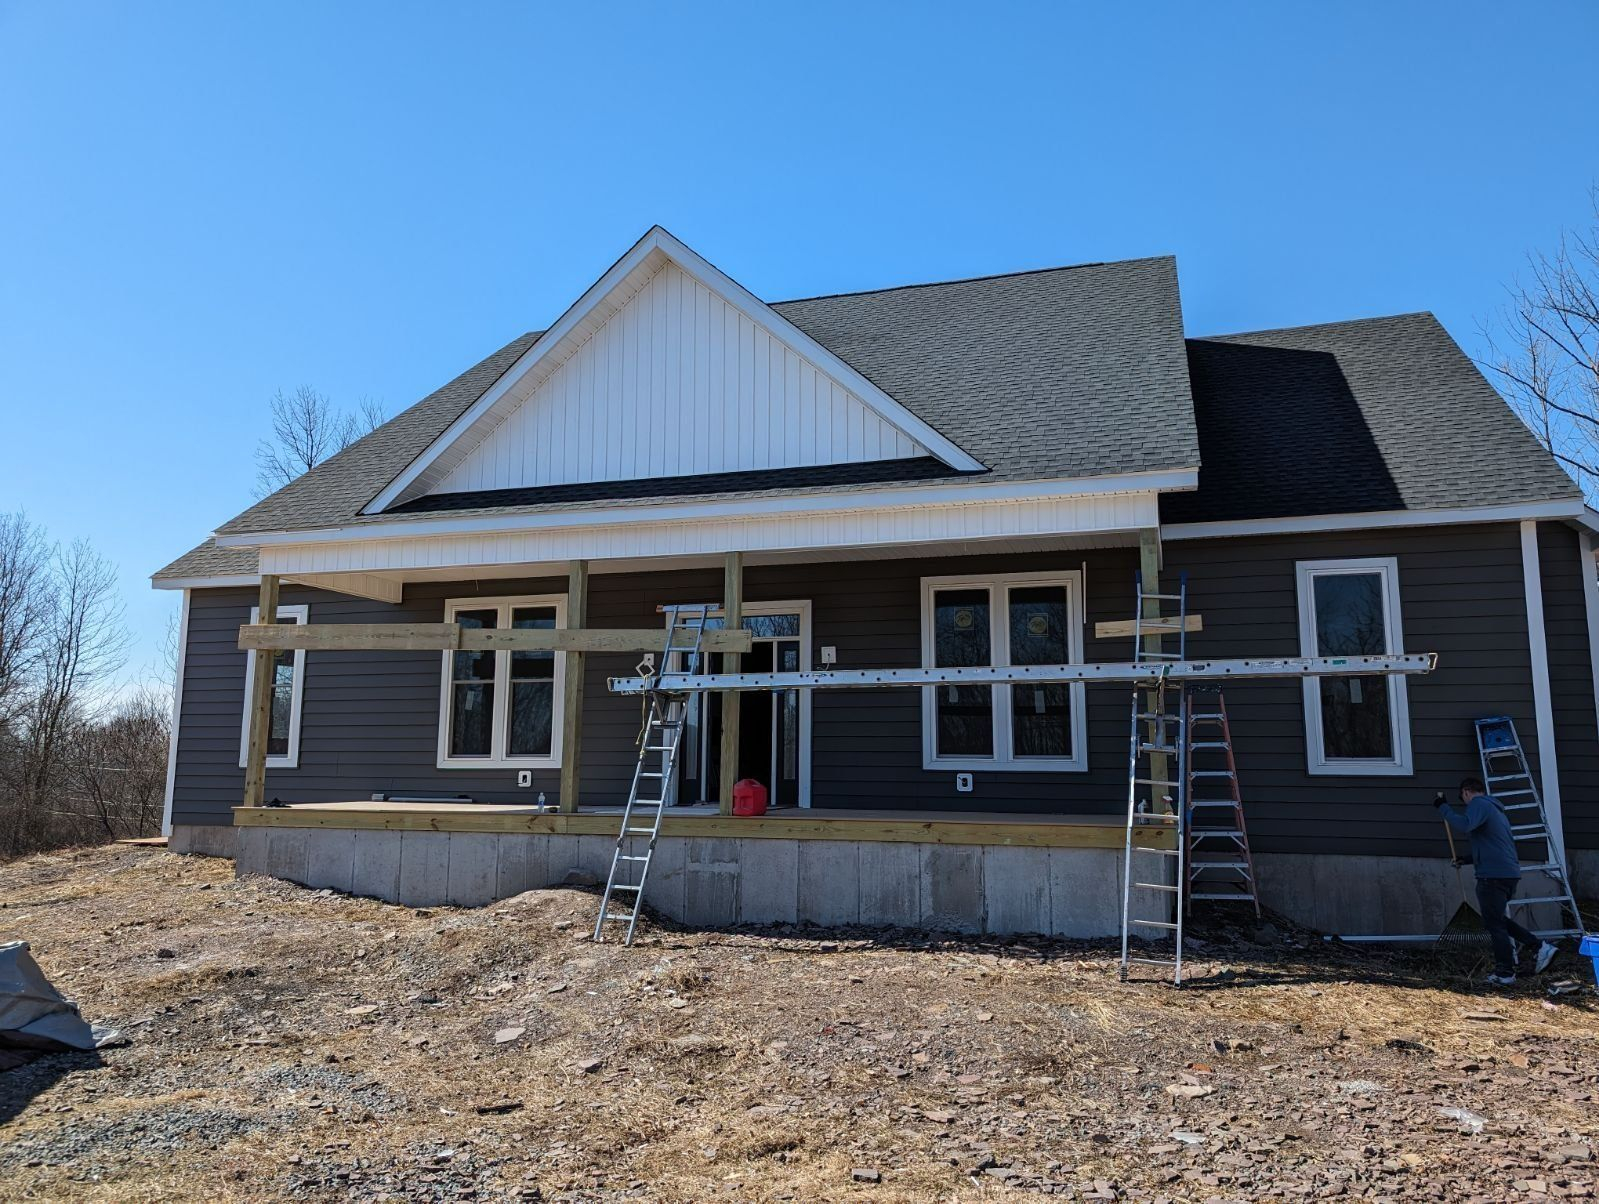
top-left (559, 561), bottom-right (588, 815)
top-left (242, 574), bottom-right (280, 811)
top-left (718, 551), bottom-right (743, 816)
top-left (286, 572), bottom-right (405, 604)
top-left (1094, 614), bottom-right (1203, 640)
top-left (238, 623), bottom-right (753, 655)
top-left (1137, 530), bottom-right (1169, 809)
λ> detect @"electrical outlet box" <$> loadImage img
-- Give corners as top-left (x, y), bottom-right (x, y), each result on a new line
top-left (955, 772), bottom-right (974, 793)
top-left (517, 770), bottom-right (532, 788)
top-left (641, 652), bottom-right (656, 669)
top-left (820, 645), bottom-right (837, 665)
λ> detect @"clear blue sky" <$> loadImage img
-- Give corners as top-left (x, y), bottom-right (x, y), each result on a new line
top-left (2, 1), bottom-right (1595, 681)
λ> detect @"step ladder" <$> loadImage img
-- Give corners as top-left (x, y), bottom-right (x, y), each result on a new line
top-left (1184, 689), bottom-right (1260, 918)
top-left (1120, 571), bottom-right (1190, 985)
top-left (1473, 716), bottom-right (1585, 940)
top-left (593, 604), bottom-right (719, 945)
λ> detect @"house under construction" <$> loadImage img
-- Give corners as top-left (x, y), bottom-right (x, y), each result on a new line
top-left (152, 227), bottom-right (1599, 940)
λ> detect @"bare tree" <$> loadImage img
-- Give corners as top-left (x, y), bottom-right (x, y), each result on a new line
top-left (254, 386), bottom-right (386, 497)
top-left (0, 512), bottom-right (48, 727)
top-left (1484, 190), bottom-right (1599, 499)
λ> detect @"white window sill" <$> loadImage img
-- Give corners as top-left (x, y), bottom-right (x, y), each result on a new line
top-left (437, 757), bottom-right (560, 771)
top-left (924, 757), bottom-right (1088, 774)
top-left (1305, 759), bottom-right (1413, 777)
top-left (238, 757), bottom-right (300, 770)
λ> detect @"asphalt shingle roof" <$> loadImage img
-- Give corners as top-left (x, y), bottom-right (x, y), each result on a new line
top-left (1160, 313), bottom-right (1579, 525)
top-left (152, 265), bottom-right (1578, 584)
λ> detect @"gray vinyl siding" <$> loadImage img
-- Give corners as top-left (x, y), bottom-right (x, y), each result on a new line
top-left (1539, 522), bottom-right (1599, 852)
top-left (1163, 523), bottom-right (1541, 859)
top-left (171, 522), bottom-right (1599, 862)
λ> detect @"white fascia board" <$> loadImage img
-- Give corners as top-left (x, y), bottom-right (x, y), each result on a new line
top-left (361, 226), bottom-right (984, 515)
top-left (151, 574), bottom-right (260, 591)
top-left (220, 467), bottom-right (1196, 549)
top-left (1162, 498), bottom-right (1587, 541)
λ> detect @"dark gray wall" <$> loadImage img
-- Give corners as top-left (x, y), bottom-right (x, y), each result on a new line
top-left (171, 522), bottom-right (1599, 860)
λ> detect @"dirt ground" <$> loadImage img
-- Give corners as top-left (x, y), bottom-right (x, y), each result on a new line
top-left (1, 846), bottom-right (1596, 1203)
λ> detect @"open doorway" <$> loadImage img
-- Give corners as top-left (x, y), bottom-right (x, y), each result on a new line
top-left (678, 602), bottom-right (811, 808)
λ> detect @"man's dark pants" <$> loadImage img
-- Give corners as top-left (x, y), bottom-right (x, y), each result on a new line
top-left (1476, 877), bottom-right (1539, 975)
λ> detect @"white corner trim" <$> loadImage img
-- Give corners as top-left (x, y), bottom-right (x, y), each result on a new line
top-left (1294, 557), bottom-right (1412, 777)
top-left (238, 604), bottom-right (309, 771)
top-left (362, 226), bottom-right (984, 515)
top-left (1580, 531), bottom-right (1599, 760)
top-left (221, 469), bottom-right (1195, 550)
top-left (1163, 499), bottom-right (1587, 542)
top-left (161, 589), bottom-right (191, 836)
top-left (1520, 520), bottom-right (1567, 867)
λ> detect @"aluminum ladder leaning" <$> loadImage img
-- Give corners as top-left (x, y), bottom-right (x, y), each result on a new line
top-left (1184, 689), bottom-right (1260, 918)
top-left (1472, 715), bottom-right (1585, 940)
top-left (592, 603), bottom-right (718, 945)
top-left (1120, 571), bottom-right (1190, 985)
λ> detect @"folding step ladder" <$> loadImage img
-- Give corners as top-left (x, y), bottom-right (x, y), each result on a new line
top-left (1120, 571), bottom-right (1190, 985)
top-left (593, 604), bottom-right (719, 945)
top-left (1473, 716), bottom-right (1585, 940)
top-left (1184, 689), bottom-right (1260, 918)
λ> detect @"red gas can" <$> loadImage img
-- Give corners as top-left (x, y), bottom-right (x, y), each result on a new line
top-left (732, 778), bottom-right (768, 816)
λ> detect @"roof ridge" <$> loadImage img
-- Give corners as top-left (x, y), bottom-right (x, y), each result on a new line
top-left (1194, 310), bottom-right (1436, 343)
top-left (768, 255), bottom-right (1175, 307)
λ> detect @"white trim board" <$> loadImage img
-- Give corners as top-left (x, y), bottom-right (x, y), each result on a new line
top-left (238, 604), bottom-right (309, 771)
top-left (363, 226), bottom-right (983, 514)
top-left (161, 590), bottom-right (190, 836)
top-left (1520, 520), bottom-right (1568, 866)
top-left (1294, 557), bottom-right (1412, 777)
top-left (1164, 499), bottom-right (1586, 541)
top-left (222, 468), bottom-right (1195, 549)
top-left (254, 491), bottom-right (1162, 578)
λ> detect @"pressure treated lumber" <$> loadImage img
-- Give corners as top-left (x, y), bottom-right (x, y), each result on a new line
top-left (559, 561), bottom-right (588, 815)
top-left (718, 552), bottom-right (743, 817)
top-left (238, 623), bottom-right (752, 655)
top-left (241, 575), bottom-right (280, 811)
top-left (1094, 614), bottom-right (1204, 640)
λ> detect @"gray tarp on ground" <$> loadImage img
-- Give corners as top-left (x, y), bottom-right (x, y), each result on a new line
top-left (0, 940), bottom-right (123, 1051)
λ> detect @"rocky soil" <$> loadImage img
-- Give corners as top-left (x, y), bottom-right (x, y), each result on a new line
top-left (1, 844), bottom-right (1596, 1203)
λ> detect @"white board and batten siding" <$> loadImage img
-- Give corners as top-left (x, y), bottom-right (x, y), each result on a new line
top-left (435, 262), bottom-right (927, 495)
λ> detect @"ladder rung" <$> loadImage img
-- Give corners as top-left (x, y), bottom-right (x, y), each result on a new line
top-left (617, 854), bottom-right (650, 862)
top-left (609, 883), bottom-right (641, 892)
top-left (1191, 860), bottom-right (1250, 870)
top-left (1509, 896), bottom-right (1576, 906)
top-left (1190, 830), bottom-right (1245, 839)
top-left (639, 771), bottom-right (665, 778)
top-left (1139, 743), bottom-right (1181, 754)
top-left (1190, 770), bottom-right (1234, 778)
top-left (1518, 863), bottom-right (1565, 873)
top-left (602, 911), bottom-right (636, 922)
top-left (1126, 956), bottom-right (1179, 967)
top-left (1495, 789), bottom-right (1535, 797)
top-left (624, 827), bottom-right (656, 835)
top-left (1131, 918), bottom-right (1179, 930)
top-left (1188, 741), bottom-right (1230, 749)
top-left (1140, 591), bottom-right (1186, 602)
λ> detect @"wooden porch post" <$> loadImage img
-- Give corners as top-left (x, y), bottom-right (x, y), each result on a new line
top-left (559, 560), bottom-right (589, 814)
top-left (1137, 530), bottom-right (1169, 805)
top-left (718, 551), bottom-right (743, 816)
top-left (242, 574), bottom-right (281, 810)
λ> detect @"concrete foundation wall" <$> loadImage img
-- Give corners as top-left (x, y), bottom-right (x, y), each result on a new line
top-left (170, 824), bottom-right (238, 858)
top-left (232, 825), bottom-right (1170, 937)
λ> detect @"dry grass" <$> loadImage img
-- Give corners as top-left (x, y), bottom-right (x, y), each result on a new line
top-left (1, 845), bottom-right (1596, 1202)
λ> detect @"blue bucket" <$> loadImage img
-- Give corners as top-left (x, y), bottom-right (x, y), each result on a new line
top-left (1580, 935), bottom-right (1599, 991)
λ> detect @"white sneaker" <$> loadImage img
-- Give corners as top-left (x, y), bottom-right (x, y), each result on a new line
top-left (1533, 941), bottom-right (1558, 974)
top-left (1485, 972), bottom-right (1517, 987)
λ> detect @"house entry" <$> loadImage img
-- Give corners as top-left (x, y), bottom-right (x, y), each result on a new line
top-left (678, 603), bottom-right (811, 808)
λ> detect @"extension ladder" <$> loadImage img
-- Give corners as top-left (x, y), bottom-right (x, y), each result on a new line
top-left (1184, 690), bottom-right (1260, 918)
top-left (593, 604), bottom-right (719, 945)
top-left (1120, 571), bottom-right (1190, 985)
top-left (1473, 716), bottom-right (1585, 939)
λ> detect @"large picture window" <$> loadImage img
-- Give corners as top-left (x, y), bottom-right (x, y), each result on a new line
top-left (919, 571), bottom-right (1086, 772)
top-left (1296, 557), bottom-right (1412, 775)
top-left (238, 604), bottom-right (307, 770)
top-left (438, 595), bottom-right (566, 768)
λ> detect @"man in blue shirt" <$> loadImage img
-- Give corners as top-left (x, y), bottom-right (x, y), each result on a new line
top-left (1435, 777), bottom-right (1558, 985)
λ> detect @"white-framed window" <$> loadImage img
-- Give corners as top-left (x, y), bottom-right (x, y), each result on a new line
top-left (438, 595), bottom-right (566, 769)
top-left (919, 570), bottom-right (1087, 772)
top-left (238, 604), bottom-right (308, 770)
top-left (1296, 557), bottom-right (1412, 776)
